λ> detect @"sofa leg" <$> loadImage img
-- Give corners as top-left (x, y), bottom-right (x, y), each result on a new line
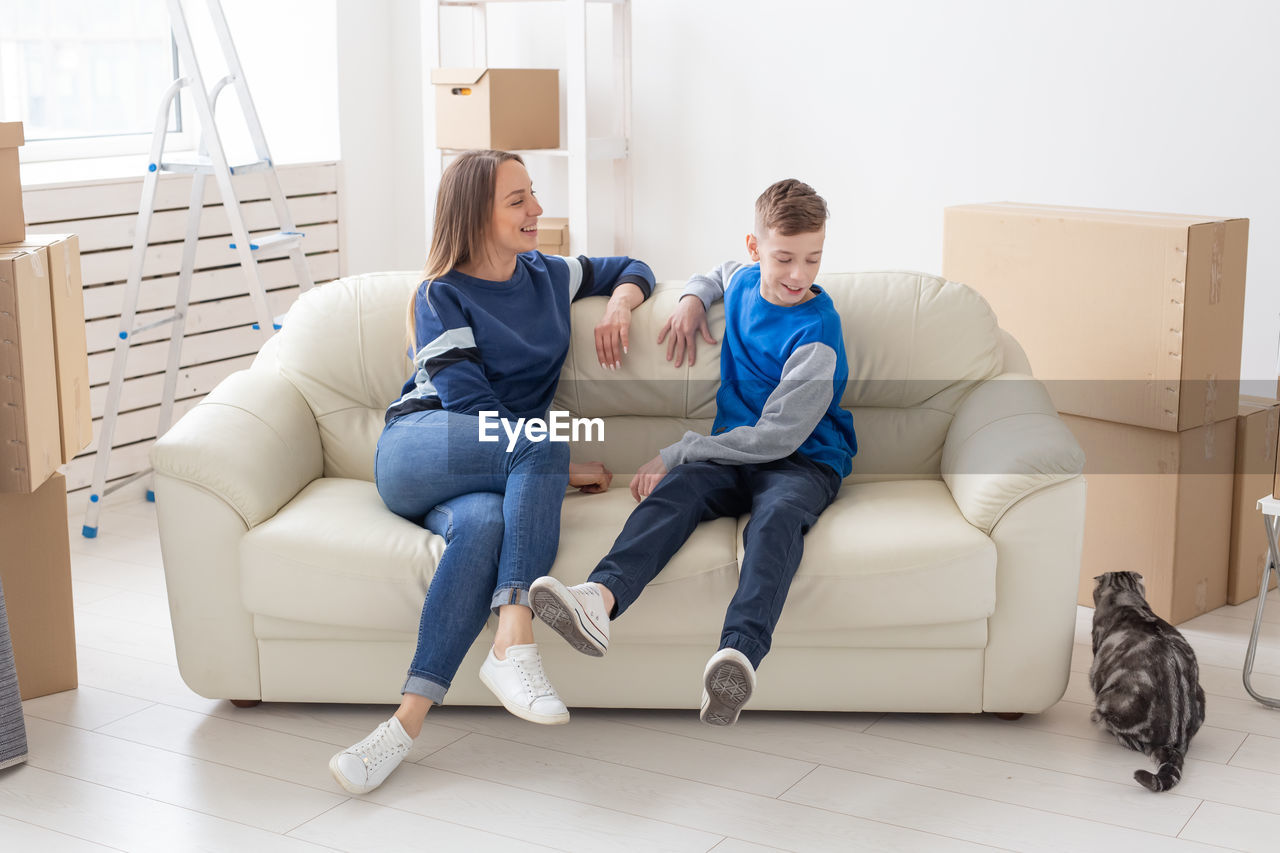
top-left (994, 712), bottom-right (1023, 721)
top-left (230, 699), bottom-right (261, 709)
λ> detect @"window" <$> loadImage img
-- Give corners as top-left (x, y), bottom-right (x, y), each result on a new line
top-left (0, 0), bottom-right (191, 161)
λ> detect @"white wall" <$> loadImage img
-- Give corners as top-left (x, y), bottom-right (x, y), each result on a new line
top-left (205, 0), bottom-right (339, 165)
top-left (334, 0), bottom-right (426, 276)
top-left (337, 0), bottom-right (1280, 387)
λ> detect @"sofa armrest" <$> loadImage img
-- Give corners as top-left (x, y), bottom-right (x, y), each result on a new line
top-left (150, 368), bottom-right (323, 528)
top-left (941, 373), bottom-right (1085, 534)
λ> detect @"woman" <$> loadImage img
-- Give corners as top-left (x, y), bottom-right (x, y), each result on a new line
top-left (330, 150), bottom-right (653, 794)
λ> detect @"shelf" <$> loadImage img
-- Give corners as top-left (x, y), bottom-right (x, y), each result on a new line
top-left (425, 0), bottom-right (632, 255)
top-left (440, 136), bottom-right (626, 161)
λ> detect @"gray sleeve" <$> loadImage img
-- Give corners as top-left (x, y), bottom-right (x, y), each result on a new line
top-left (681, 260), bottom-right (747, 311)
top-left (659, 342), bottom-right (837, 468)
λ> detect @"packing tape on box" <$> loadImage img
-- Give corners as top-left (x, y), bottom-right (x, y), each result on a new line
top-left (1205, 416), bottom-right (1217, 460)
top-left (1204, 374), bottom-right (1217, 436)
top-left (1268, 408), bottom-right (1279, 465)
top-left (1209, 221), bottom-right (1225, 305)
top-left (28, 250), bottom-right (43, 281)
top-left (61, 242), bottom-right (72, 296)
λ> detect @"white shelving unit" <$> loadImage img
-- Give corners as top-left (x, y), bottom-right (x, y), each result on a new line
top-left (421, 0), bottom-right (633, 255)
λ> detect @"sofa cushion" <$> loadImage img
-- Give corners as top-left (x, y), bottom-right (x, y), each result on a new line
top-left (274, 272), bottom-right (419, 481)
top-left (819, 271), bottom-right (1002, 410)
top-left (239, 478), bottom-right (740, 636)
top-left (776, 479), bottom-right (997, 631)
top-left (240, 478), bottom-right (443, 629)
top-left (241, 476), bottom-right (995, 643)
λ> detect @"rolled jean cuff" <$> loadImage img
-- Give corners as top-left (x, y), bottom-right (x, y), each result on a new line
top-left (490, 585), bottom-right (530, 613)
top-left (402, 673), bottom-right (448, 705)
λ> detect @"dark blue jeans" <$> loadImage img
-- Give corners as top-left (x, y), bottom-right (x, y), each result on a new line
top-left (588, 453), bottom-right (841, 669)
top-left (376, 409), bottom-right (571, 703)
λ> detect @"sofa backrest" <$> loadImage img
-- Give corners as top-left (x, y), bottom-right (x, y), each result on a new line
top-left (272, 268), bottom-right (1003, 482)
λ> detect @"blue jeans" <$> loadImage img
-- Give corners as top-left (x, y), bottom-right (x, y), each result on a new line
top-left (588, 453), bottom-right (841, 669)
top-left (376, 409), bottom-right (570, 704)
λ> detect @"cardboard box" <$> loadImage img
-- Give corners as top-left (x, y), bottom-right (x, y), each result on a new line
top-left (0, 472), bottom-right (77, 700)
top-left (537, 217), bottom-right (569, 256)
top-left (1064, 413), bottom-right (1235, 624)
top-left (943, 203), bottom-right (1248, 432)
top-left (1228, 397), bottom-right (1279, 603)
top-left (11, 235), bottom-right (92, 462)
top-left (431, 68), bottom-right (559, 151)
top-left (1275, 400), bottom-right (1280, 503)
top-left (0, 246), bottom-right (61, 493)
top-left (0, 122), bottom-right (23, 244)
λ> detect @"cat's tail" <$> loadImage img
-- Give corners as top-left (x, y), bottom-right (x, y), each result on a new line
top-left (1134, 745), bottom-right (1185, 792)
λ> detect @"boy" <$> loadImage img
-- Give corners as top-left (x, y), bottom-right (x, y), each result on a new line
top-left (530, 179), bottom-right (856, 725)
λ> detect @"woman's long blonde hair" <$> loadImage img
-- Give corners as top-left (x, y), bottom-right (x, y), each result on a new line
top-left (406, 149), bottom-right (525, 354)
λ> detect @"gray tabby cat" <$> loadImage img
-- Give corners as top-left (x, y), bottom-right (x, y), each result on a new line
top-left (1089, 572), bottom-right (1205, 792)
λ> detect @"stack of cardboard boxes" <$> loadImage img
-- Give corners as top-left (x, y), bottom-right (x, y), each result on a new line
top-left (943, 203), bottom-right (1276, 624)
top-left (0, 121), bottom-right (90, 699)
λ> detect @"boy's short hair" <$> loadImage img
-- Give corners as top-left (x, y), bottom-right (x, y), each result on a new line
top-left (754, 179), bottom-right (829, 236)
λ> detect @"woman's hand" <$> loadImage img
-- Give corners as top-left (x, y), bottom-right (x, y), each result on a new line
top-left (657, 294), bottom-right (717, 367)
top-left (569, 461), bottom-right (613, 494)
top-left (594, 282), bottom-right (645, 370)
top-left (629, 454), bottom-right (669, 502)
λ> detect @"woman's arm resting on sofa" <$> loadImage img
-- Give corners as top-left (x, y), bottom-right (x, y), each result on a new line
top-left (941, 373), bottom-right (1085, 535)
top-left (149, 368), bottom-right (324, 529)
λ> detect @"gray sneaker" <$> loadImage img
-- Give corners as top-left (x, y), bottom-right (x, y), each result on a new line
top-left (700, 648), bottom-right (756, 726)
top-left (530, 576), bottom-right (610, 656)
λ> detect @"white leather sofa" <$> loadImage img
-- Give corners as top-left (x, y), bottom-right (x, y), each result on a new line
top-left (150, 270), bottom-right (1086, 714)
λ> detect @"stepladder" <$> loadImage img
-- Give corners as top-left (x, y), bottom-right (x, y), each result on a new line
top-left (81, 0), bottom-right (314, 537)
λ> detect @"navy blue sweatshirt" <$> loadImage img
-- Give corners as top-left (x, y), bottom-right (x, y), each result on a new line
top-left (386, 252), bottom-right (653, 423)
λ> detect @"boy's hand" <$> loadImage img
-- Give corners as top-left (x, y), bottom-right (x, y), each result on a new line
top-left (629, 454), bottom-right (669, 502)
top-left (657, 294), bottom-right (717, 367)
top-left (569, 461), bottom-right (613, 494)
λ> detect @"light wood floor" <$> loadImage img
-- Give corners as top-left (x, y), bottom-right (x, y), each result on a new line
top-left (3, 486), bottom-right (1280, 852)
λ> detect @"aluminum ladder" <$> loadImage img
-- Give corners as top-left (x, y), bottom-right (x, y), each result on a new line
top-left (81, 0), bottom-right (314, 537)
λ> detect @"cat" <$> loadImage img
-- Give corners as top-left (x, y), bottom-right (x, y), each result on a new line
top-left (1089, 571), bottom-right (1206, 792)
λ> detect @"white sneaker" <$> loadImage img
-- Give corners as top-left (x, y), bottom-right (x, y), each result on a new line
top-left (530, 576), bottom-right (610, 656)
top-left (700, 648), bottom-right (756, 726)
top-left (328, 716), bottom-right (413, 794)
top-left (478, 643), bottom-right (570, 725)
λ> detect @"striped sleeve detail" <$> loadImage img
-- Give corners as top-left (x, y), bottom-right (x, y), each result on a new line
top-left (414, 326), bottom-right (481, 377)
top-left (558, 255), bottom-right (585, 299)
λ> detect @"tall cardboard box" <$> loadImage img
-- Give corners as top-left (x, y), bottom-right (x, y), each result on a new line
top-left (0, 472), bottom-right (77, 699)
top-left (537, 217), bottom-right (569, 256)
top-left (12, 235), bottom-right (92, 462)
top-left (0, 246), bottom-right (61, 493)
top-left (1275, 404), bottom-right (1280, 502)
top-left (1229, 397), bottom-right (1279, 603)
top-left (0, 122), bottom-right (23, 243)
top-left (943, 203), bottom-right (1248, 433)
top-left (1064, 413), bottom-right (1235, 624)
top-left (431, 68), bottom-right (559, 151)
